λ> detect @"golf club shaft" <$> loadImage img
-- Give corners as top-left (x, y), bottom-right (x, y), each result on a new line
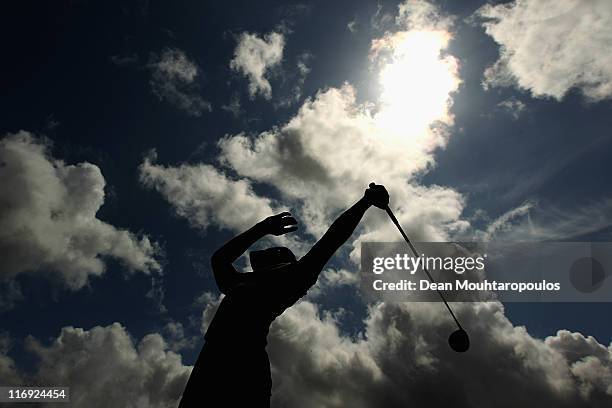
top-left (385, 206), bottom-right (464, 331)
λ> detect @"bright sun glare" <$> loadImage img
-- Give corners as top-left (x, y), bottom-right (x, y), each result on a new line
top-left (372, 30), bottom-right (460, 139)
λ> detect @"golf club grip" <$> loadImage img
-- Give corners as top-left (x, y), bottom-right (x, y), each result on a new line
top-left (384, 206), bottom-right (464, 331)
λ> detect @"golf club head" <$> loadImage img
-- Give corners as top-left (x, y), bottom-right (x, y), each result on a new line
top-left (448, 329), bottom-right (470, 353)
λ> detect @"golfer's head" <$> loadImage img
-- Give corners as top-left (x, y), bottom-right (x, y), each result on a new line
top-left (250, 247), bottom-right (296, 272)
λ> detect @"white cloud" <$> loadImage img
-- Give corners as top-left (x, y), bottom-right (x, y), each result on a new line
top-left (148, 48), bottom-right (212, 115)
top-left (197, 291), bottom-right (223, 335)
top-left (3, 297), bottom-right (610, 408)
top-left (549, 331), bottom-right (612, 399)
top-left (162, 321), bottom-right (198, 352)
top-left (139, 150), bottom-right (276, 232)
top-left (475, 199), bottom-right (612, 242)
top-left (477, 0), bottom-right (612, 101)
top-left (141, 2), bottom-right (465, 257)
top-left (26, 323), bottom-right (191, 408)
top-left (397, 0), bottom-right (454, 31)
top-left (230, 31), bottom-right (285, 100)
top-left (218, 0), bottom-right (464, 250)
top-left (479, 200), bottom-right (536, 241)
top-left (266, 300), bottom-right (612, 407)
top-left (221, 95), bottom-right (242, 117)
top-left (0, 132), bottom-right (161, 290)
top-left (497, 96), bottom-right (526, 119)
top-left (306, 268), bottom-right (359, 299)
top-left (218, 83), bottom-right (468, 262)
top-left (319, 268), bottom-right (358, 288)
top-left (138, 151), bottom-right (310, 259)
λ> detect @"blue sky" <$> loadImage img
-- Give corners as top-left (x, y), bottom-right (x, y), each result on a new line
top-left (1, 1), bottom-right (612, 407)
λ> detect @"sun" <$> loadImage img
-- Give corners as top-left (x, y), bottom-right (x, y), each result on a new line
top-left (371, 30), bottom-right (460, 140)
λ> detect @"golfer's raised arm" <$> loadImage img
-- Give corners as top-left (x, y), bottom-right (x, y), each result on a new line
top-left (299, 183), bottom-right (389, 281)
top-left (211, 212), bottom-right (297, 293)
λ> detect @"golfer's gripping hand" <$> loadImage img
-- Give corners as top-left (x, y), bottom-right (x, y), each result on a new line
top-left (364, 183), bottom-right (389, 209)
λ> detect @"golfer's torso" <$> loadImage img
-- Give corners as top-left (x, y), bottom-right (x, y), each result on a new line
top-left (205, 284), bottom-right (276, 348)
top-left (204, 264), bottom-right (310, 346)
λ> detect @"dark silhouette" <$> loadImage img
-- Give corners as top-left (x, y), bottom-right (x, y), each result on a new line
top-left (179, 183), bottom-right (389, 407)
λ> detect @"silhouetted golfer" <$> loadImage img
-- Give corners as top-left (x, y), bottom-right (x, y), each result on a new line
top-left (179, 183), bottom-right (389, 407)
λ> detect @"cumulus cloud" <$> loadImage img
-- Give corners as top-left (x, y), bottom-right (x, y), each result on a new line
top-left (24, 323), bottom-right (191, 408)
top-left (141, 1), bottom-right (465, 258)
top-left (138, 151), bottom-right (310, 258)
top-left (476, 0), bottom-right (612, 101)
top-left (306, 268), bottom-right (359, 299)
top-left (3, 295), bottom-right (610, 407)
top-left (0, 132), bottom-right (161, 290)
top-left (218, 83), bottom-right (468, 262)
top-left (163, 321), bottom-right (198, 352)
top-left (548, 331), bottom-right (612, 399)
top-left (264, 300), bottom-right (612, 408)
top-left (197, 291), bottom-right (223, 335)
top-left (218, 0), bottom-right (464, 252)
top-left (317, 268), bottom-right (358, 289)
top-left (230, 31), bottom-right (285, 99)
top-left (397, 0), bottom-right (454, 31)
top-left (139, 150), bottom-right (276, 232)
top-left (148, 48), bottom-right (212, 115)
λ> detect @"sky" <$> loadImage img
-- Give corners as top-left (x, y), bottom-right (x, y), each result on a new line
top-left (1, 0), bottom-right (612, 407)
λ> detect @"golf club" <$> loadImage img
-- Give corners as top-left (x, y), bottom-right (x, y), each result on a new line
top-left (384, 205), bottom-right (470, 353)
